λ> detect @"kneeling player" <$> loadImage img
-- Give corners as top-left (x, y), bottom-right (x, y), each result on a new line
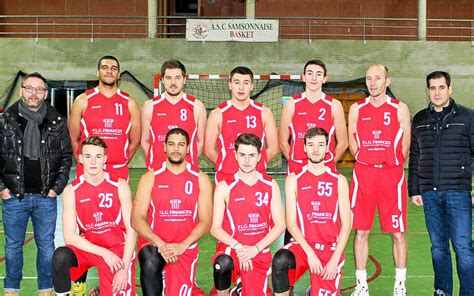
top-left (52, 136), bottom-right (136, 296)
top-left (131, 128), bottom-right (213, 296)
top-left (210, 133), bottom-right (285, 295)
top-left (272, 127), bottom-right (351, 296)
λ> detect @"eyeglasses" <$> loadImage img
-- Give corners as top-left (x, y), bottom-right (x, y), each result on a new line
top-left (22, 85), bottom-right (47, 94)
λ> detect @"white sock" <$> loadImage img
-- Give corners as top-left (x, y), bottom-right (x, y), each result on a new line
top-left (395, 268), bottom-right (407, 286)
top-left (355, 269), bottom-right (368, 286)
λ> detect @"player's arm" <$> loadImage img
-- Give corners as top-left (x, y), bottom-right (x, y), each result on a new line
top-left (117, 179), bottom-right (136, 269)
top-left (322, 175), bottom-right (351, 280)
top-left (278, 99), bottom-right (295, 160)
top-left (62, 184), bottom-right (124, 273)
top-left (398, 102), bottom-right (411, 161)
top-left (131, 171), bottom-right (166, 248)
top-left (128, 97), bottom-right (142, 159)
top-left (68, 93), bottom-right (87, 162)
top-left (140, 100), bottom-right (153, 156)
top-left (262, 105), bottom-right (279, 161)
top-left (210, 181), bottom-right (240, 247)
top-left (332, 99), bottom-right (348, 163)
top-left (237, 180), bottom-right (285, 264)
top-left (113, 179), bottom-right (137, 293)
top-left (194, 99), bottom-right (208, 156)
top-left (347, 103), bottom-right (359, 157)
top-left (161, 171), bottom-right (213, 258)
top-left (285, 174), bottom-right (323, 274)
top-left (204, 108), bottom-right (222, 164)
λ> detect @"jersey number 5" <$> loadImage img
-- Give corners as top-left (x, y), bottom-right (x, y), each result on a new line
top-left (383, 112), bottom-right (391, 125)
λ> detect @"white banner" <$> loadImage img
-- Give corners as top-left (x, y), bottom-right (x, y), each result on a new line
top-left (186, 19), bottom-right (279, 42)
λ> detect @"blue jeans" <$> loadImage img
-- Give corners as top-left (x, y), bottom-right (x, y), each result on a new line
top-left (422, 190), bottom-right (474, 296)
top-left (2, 193), bottom-right (57, 292)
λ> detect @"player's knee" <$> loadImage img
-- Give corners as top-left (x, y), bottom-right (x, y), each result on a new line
top-left (138, 245), bottom-right (166, 275)
top-left (392, 232), bottom-right (406, 242)
top-left (53, 246), bottom-right (77, 272)
top-left (271, 249), bottom-right (295, 293)
top-left (355, 230), bottom-right (370, 240)
top-left (52, 247), bottom-right (77, 293)
top-left (213, 254), bottom-right (234, 290)
top-left (272, 249), bottom-right (296, 271)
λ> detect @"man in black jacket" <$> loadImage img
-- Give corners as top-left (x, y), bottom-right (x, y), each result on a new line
top-left (0, 72), bottom-right (72, 296)
top-left (409, 71), bottom-right (474, 296)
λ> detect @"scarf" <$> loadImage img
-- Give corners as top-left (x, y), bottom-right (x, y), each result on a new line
top-left (18, 100), bottom-right (47, 160)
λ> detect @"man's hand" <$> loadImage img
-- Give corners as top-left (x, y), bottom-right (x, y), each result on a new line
top-left (411, 195), bottom-right (423, 206)
top-left (160, 242), bottom-right (188, 260)
top-left (112, 268), bottom-right (128, 293)
top-left (1, 188), bottom-right (11, 200)
top-left (235, 245), bottom-right (259, 263)
top-left (322, 257), bottom-right (338, 280)
top-left (239, 258), bottom-right (254, 272)
top-left (47, 189), bottom-right (58, 198)
top-left (101, 249), bottom-right (124, 273)
top-left (306, 250), bottom-right (323, 275)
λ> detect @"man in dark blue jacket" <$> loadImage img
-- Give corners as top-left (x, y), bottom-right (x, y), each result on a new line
top-left (0, 72), bottom-right (72, 296)
top-left (409, 71), bottom-right (474, 296)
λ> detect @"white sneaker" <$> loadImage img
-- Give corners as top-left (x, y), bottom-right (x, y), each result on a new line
top-left (393, 286), bottom-right (406, 296)
top-left (351, 285), bottom-right (369, 296)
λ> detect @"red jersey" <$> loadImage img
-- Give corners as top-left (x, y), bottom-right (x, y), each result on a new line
top-left (354, 96), bottom-right (405, 167)
top-left (71, 173), bottom-right (126, 249)
top-left (288, 93), bottom-right (336, 173)
top-left (139, 162), bottom-right (200, 247)
top-left (79, 88), bottom-right (131, 170)
top-left (222, 173), bottom-right (274, 247)
top-left (217, 100), bottom-right (267, 177)
top-left (295, 167), bottom-right (340, 246)
top-left (146, 93), bottom-right (199, 170)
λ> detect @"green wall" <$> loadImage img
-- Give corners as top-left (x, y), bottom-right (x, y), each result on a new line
top-left (1, 38), bottom-right (473, 112)
top-left (1, 38), bottom-right (473, 167)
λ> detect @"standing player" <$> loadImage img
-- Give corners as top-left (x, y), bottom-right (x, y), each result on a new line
top-left (348, 65), bottom-right (411, 296)
top-left (272, 127), bottom-right (350, 296)
top-left (279, 59), bottom-right (348, 174)
top-left (141, 59), bottom-right (207, 170)
top-left (131, 128), bottom-right (213, 296)
top-left (210, 133), bottom-right (285, 295)
top-left (52, 136), bottom-right (136, 296)
top-left (69, 55), bottom-right (141, 180)
top-left (204, 66), bottom-right (279, 183)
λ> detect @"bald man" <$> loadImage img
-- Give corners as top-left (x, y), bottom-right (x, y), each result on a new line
top-left (347, 65), bottom-right (410, 296)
